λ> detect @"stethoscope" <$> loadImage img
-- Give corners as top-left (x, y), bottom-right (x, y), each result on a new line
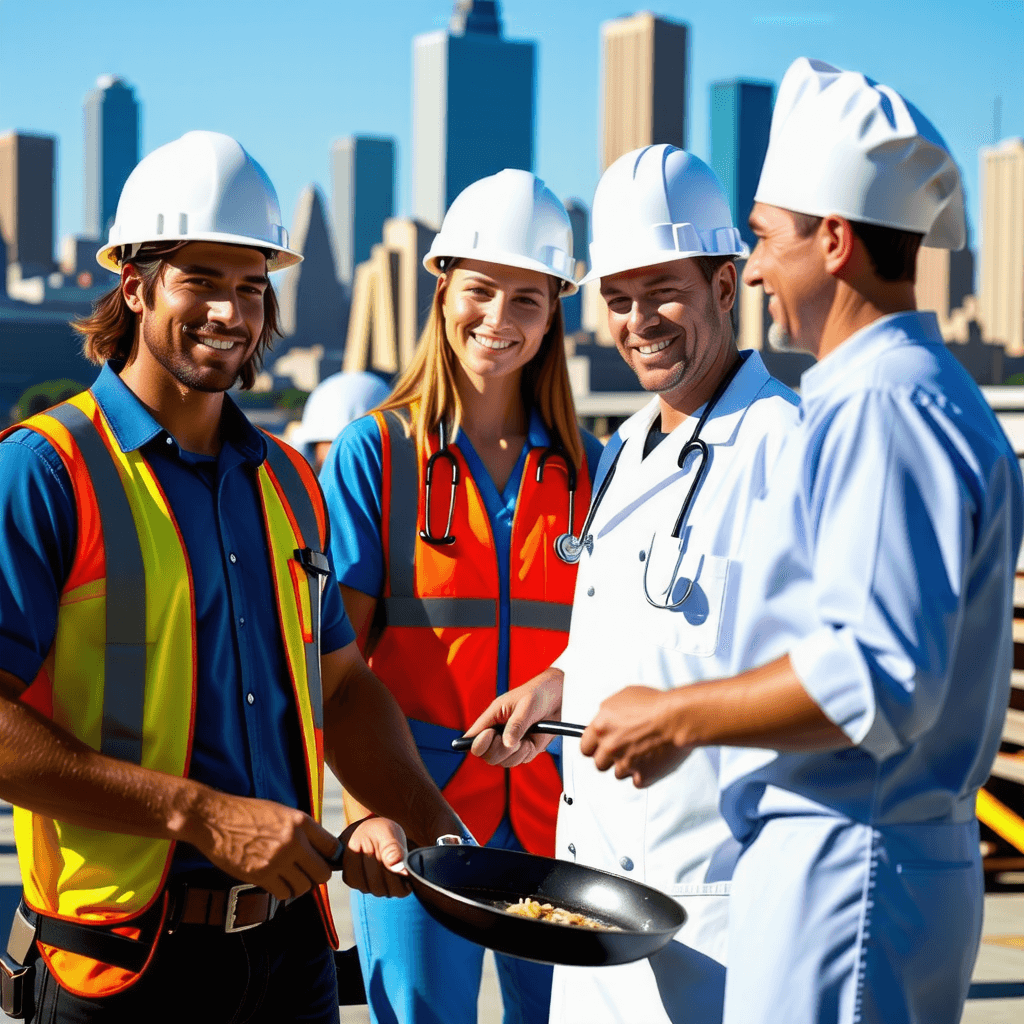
top-left (419, 421), bottom-right (579, 551)
top-left (560, 357), bottom-right (745, 610)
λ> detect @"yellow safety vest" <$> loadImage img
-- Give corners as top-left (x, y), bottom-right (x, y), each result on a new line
top-left (2, 390), bottom-right (336, 997)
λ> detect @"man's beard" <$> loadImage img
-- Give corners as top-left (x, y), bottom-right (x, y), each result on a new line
top-left (767, 322), bottom-right (796, 352)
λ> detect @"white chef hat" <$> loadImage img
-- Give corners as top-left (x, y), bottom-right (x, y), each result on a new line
top-left (754, 57), bottom-right (965, 250)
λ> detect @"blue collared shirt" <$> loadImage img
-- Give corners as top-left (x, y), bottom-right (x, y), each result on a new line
top-left (722, 312), bottom-right (1024, 833)
top-left (0, 363), bottom-right (353, 873)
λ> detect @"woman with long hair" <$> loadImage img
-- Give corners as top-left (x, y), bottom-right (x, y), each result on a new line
top-left (320, 169), bottom-right (602, 1024)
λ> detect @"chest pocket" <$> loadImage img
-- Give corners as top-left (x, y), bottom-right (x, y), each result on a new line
top-left (639, 539), bottom-right (731, 658)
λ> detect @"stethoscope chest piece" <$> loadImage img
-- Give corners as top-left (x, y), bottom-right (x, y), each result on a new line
top-left (554, 532), bottom-right (585, 564)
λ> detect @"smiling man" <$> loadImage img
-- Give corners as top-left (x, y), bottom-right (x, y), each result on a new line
top-left (466, 144), bottom-right (799, 1024)
top-left (0, 131), bottom-right (466, 1023)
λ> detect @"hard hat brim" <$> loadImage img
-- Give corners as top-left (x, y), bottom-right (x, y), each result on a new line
top-left (96, 232), bottom-right (303, 274)
top-left (423, 249), bottom-right (579, 297)
top-left (578, 243), bottom-right (749, 286)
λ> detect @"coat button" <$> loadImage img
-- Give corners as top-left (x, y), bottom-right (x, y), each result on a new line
top-left (587, 587), bottom-right (595, 597)
top-left (562, 793), bottom-right (573, 805)
top-left (229, 553), bottom-right (237, 564)
top-left (246, 693), bottom-right (255, 705)
top-left (619, 856), bottom-right (634, 871)
top-left (568, 843), bottom-right (576, 856)
top-left (639, 550), bottom-right (646, 561)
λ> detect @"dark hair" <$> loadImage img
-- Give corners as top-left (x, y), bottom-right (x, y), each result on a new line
top-left (693, 255), bottom-right (736, 285)
top-left (72, 245), bottom-right (281, 391)
top-left (790, 213), bottom-right (923, 284)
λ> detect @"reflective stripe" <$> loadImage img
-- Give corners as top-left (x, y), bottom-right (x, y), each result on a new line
top-left (382, 410), bottom-right (418, 598)
top-left (263, 438), bottom-right (324, 730)
top-left (45, 403), bottom-right (147, 765)
top-left (383, 596), bottom-right (496, 629)
top-left (510, 599), bottom-right (572, 633)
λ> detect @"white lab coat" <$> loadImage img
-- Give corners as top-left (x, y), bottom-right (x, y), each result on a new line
top-left (550, 351), bottom-right (800, 1024)
top-left (720, 313), bottom-right (1024, 1024)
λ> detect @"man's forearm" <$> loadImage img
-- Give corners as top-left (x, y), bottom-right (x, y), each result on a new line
top-left (0, 669), bottom-right (203, 842)
top-left (672, 655), bottom-right (851, 751)
top-left (324, 661), bottom-right (463, 847)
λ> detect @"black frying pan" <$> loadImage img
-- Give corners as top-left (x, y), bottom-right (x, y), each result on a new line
top-left (404, 844), bottom-right (685, 966)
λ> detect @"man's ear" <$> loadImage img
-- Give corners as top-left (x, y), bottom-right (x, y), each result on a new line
top-left (820, 216), bottom-right (856, 276)
top-left (715, 260), bottom-right (738, 313)
top-left (121, 264), bottom-right (146, 314)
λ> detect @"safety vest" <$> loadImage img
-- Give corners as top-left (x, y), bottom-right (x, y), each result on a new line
top-left (1, 390), bottom-right (336, 997)
top-left (368, 409), bottom-right (592, 855)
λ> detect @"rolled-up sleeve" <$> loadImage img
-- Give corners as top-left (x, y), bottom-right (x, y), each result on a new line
top-left (789, 389), bottom-right (977, 761)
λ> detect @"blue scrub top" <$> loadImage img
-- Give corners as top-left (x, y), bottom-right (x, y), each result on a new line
top-left (0, 363), bottom-right (354, 875)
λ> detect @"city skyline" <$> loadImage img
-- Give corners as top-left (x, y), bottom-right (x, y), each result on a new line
top-left (1, 0), bottom-right (1020, 256)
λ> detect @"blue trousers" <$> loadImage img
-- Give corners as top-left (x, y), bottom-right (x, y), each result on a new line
top-left (351, 817), bottom-right (553, 1024)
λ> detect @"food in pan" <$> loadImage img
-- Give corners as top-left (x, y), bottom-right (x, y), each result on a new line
top-left (505, 898), bottom-right (621, 931)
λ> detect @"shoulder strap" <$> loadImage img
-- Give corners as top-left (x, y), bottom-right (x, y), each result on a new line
top-left (43, 401), bottom-right (148, 765)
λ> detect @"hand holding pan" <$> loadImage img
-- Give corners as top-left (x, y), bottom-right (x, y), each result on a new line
top-left (451, 720), bottom-right (586, 752)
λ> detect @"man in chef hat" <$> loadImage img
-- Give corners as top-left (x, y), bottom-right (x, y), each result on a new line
top-left (573, 57), bottom-right (1024, 1024)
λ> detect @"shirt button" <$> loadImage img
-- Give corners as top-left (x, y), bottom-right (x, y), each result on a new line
top-left (587, 587), bottom-right (595, 597)
top-left (165, 436), bottom-right (173, 446)
top-left (247, 693), bottom-right (254, 705)
top-left (238, 616), bottom-right (245, 626)
top-left (620, 856), bottom-right (634, 871)
top-left (229, 553), bottom-right (237, 564)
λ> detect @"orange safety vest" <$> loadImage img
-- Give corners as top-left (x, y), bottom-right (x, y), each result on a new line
top-left (1, 390), bottom-right (337, 998)
top-left (367, 409), bottom-right (592, 855)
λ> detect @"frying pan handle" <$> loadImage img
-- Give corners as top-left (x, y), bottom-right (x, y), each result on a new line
top-left (451, 720), bottom-right (586, 752)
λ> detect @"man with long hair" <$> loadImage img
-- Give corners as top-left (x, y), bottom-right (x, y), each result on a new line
top-left (0, 131), bottom-right (466, 1023)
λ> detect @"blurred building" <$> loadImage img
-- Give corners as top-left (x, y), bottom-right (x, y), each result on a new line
top-left (916, 244), bottom-right (975, 327)
top-left (601, 12), bottom-right (688, 170)
top-left (979, 138), bottom-right (1024, 356)
top-left (344, 218), bottom-right (435, 375)
top-left (274, 185), bottom-right (349, 381)
top-left (709, 80), bottom-right (773, 250)
top-left (331, 135), bottom-right (396, 285)
top-left (83, 75), bottom-right (139, 241)
top-left (413, 0), bottom-right (535, 229)
top-left (0, 131), bottom-right (57, 278)
top-left (563, 198), bottom-right (589, 334)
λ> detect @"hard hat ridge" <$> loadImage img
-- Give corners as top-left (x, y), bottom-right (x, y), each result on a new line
top-left (423, 169), bottom-right (578, 294)
top-left (97, 130), bottom-right (301, 272)
top-left (582, 144), bottom-right (747, 284)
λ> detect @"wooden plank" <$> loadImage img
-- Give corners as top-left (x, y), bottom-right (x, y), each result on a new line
top-left (1013, 619), bottom-right (1024, 643)
top-left (990, 752), bottom-right (1024, 786)
top-left (1015, 574), bottom-right (1024, 610)
top-left (1012, 670), bottom-right (1024, 693)
top-left (1005, 708), bottom-right (1024, 747)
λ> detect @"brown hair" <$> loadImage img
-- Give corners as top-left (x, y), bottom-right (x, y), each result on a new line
top-left (791, 213), bottom-right (923, 284)
top-left (379, 265), bottom-right (585, 470)
top-left (72, 245), bottom-right (281, 390)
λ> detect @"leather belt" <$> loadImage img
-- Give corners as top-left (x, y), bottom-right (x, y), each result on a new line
top-left (172, 883), bottom-right (296, 934)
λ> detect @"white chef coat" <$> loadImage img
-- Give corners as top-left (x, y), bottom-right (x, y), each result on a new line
top-left (550, 350), bottom-right (800, 1024)
top-left (721, 312), bottom-right (1024, 1024)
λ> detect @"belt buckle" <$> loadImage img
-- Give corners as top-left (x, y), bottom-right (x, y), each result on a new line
top-left (224, 884), bottom-right (262, 934)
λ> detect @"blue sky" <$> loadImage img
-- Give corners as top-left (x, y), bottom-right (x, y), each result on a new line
top-left (1, 0), bottom-right (1021, 256)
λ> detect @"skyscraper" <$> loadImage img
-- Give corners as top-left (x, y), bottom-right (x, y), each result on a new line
top-left (601, 12), bottom-right (688, 171)
top-left (331, 136), bottom-right (396, 285)
top-left (563, 198), bottom-right (589, 334)
top-left (0, 131), bottom-right (57, 278)
top-left (413, 1), bottom-right (535, 229)
top-left (709, 80), bottom-right (773, 249)
top-left (979, 138), bottom-right (1024, 355)
top-left (83, 75), bottom-right (140, 241)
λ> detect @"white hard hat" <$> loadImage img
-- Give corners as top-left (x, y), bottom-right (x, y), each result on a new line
top-left (97, 131), bottom-right (302, 272)
top-left (292, 372), bottom-right (391, 448)
top-left (423, 169), bottom-right (578, 295)
top-left (582, 145), bottom-right (747, 285)
top-left (755, 58), bottom-right (965, 250)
